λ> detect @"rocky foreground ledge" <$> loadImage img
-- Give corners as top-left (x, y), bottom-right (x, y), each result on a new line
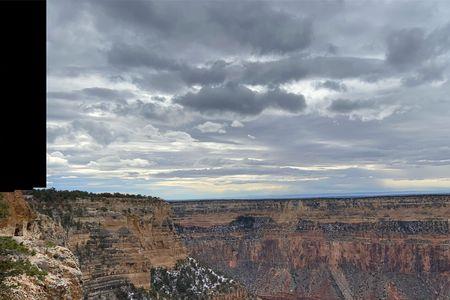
top-left (0, 191), bottom-right (83, 300)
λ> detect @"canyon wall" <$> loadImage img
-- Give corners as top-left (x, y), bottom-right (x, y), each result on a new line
top-left (27, 191), bottom-right (249, 299)
top-left (28, 193), bottom-right (187, 299)
top-left (0, 191), bottom-right (83, 300)
top-left (171, 195), bottom-right (450, 299)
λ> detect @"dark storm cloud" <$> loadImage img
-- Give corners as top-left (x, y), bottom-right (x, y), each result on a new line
top-left (112, 99), bottom-right (185, 122)
top-left (95, 0), bottom-right (172, 32)
top-left (81, 87), bottom-right (135, 99)
top-left (328, 99), bottom-right (375, 113)
top-left (47, 91), bottom-right (79, 100)
top-left (315, 80), bottom-right (347, 92)
top-left (108, 44), bottom-right (227, 86)
top-left (47, 100), bottom-right (84, 121)
top-left (401, 64), bottom-right (445, 86)
top-left (241, 56), bottom-right (389, 85)
top-left (47, 124), bottom-right (71, 143)
top-left (178, 60), bottom-right (228, 86)
top-left (72, 119), bottom-right (128, 146)
top-left (107, 44), bottom-right (179, 70)
top-left (48, 88), bottom-right (135, 101)
top-left (175, 83), bottom-right (306, 115)
top-left (264, 88), bottom-right (307, 112)
top-left (386, 24), bottom-right (450, 69)
top-left (94, 0), bottom-right (312, 54)
top-left (175, 83), bottom-right (260, 115)
top-left (207, 2), bottom-right (313, 54)
top-left (132, 72), bottom-right (187, 94)
top-left (386, 28), bottom-right (429, 68)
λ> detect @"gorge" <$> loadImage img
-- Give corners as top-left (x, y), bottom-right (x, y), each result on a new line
top-left (171, 195), bottom-right (450, 299)
top-left (1, 190), bottom-right (449, 299)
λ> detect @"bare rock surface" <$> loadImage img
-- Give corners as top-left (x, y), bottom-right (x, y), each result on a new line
top-left (27, 189), bottom-right (255, 299)
top-left (27, 192), bottom-right (188, 299)
top-left (6, 237), bottom-right (83, 300)
top-left (0, 191), bottom-right (83, 300)
top-left (171, 195), bottom-right (450, 299)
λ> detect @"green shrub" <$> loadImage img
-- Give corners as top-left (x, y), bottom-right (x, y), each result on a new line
top-left (0, 237), bottom-right (32, 256)
top-left (0, 259), bottom-right (47, 281)
top-left (0, 237), bottom-right (47, 299)
top-left (45, 241), bottom-right (56, 248)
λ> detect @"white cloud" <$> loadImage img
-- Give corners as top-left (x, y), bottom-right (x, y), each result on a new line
top-left (381, 178), bottom-right (450, 189)
top-left (47, 152), bottom-right (69, 168)
top-left (197, 121), bottom-right (227, 134)
top-left (86, 156), bottom-right (154, 171)
top-left (231, 120), bottom-right (244, 128)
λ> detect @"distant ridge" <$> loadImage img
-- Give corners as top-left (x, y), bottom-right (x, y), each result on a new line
top-left (167, 190), bottom-right (450, 202)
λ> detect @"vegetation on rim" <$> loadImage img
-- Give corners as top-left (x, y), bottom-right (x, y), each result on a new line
top-left (0, 237), bottom-right (47, 299)
top-left (26, 188), bottom-right (161, 202)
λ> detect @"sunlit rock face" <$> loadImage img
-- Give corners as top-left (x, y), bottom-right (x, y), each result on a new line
top-left (171, 195), bottom-right (450, 299)
top-left (0, 191), bottom-right (83, 300)
top-left (28, 194), bottom-right (187, 299)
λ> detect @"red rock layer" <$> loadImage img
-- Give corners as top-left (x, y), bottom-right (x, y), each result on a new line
top-left (171, 195), bottom-right (450, 299)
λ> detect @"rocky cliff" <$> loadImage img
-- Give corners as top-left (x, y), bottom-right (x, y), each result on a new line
top-left (0, 191), bottom-right (83, 300)
top-left (171, 195), bottom-right (450, 299)
top-left (27, 190), bottom-right (187, 299)
top-left (27, 189), bottom-right (248, 300)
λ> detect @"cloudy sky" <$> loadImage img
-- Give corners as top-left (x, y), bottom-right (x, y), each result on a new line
top-left (47, 0), bottom-right (450, 200)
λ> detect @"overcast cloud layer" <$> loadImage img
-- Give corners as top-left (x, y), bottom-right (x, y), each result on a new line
top-left (47, 0), bottom-right (450, 199)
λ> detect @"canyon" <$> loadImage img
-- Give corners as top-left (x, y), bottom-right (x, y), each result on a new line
top-left (2, 190), bottom-right (449, 299)
top-left (25, 190), bottom-right (247, 299)
top-left (171, 195), bottom-right (450, 299)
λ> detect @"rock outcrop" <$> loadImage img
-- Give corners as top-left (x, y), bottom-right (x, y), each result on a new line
top-left (5, 237), bottom-right (83, 300)
top-left (27, 191), bottom-right (187, 299)
top-left (27, 189), bottom-right (256, 299)
top-left (0, 191), bottom-right (83, 300)
top-left (0, 191), bottom-right (35, 237)
top-left (171, 195), bottom-right (450, 299)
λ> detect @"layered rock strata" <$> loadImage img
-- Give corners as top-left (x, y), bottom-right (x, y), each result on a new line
top-left (171, 195), bottom-right (450, 299)
top-left (27, 194), bottom-right (187, 299)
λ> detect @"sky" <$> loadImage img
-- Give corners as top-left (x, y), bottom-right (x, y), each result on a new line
top-left (47, 0), bottom-right (450, 200)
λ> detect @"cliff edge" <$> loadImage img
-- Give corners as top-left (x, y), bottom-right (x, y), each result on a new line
top-left (27, 189), bottom-right (250, 299)
top-left (0, 191), bottom-right (83, 300)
